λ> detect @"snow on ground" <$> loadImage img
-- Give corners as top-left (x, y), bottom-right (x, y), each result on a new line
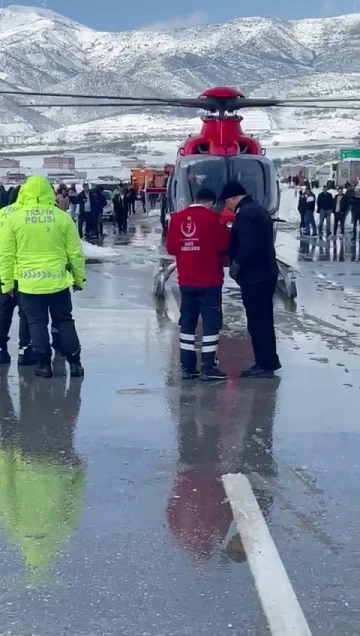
top-left (82, 240), bottom-right (117, 260)
top-left (24, 114), bottom-right (202, 148)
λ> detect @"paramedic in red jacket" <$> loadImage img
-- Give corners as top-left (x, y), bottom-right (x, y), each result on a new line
top-left (166, 188), bottom-right (230, 382)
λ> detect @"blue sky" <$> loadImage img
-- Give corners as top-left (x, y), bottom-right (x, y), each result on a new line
top-left (3, 0), bottom-right (358, 31)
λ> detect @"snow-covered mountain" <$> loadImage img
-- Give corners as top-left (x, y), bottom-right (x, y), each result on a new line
top-left (0, 5), bottom-right (359, 150)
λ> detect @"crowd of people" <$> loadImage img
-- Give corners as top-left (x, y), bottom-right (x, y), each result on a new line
top-left (297, 184), bottom-right (360, 240)
top-left (55, 182), bottom-right (138, 240)
top-left (0, 181), bottom-right (139, 242)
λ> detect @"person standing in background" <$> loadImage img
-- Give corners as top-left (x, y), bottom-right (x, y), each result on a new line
top-left (77, 183), bottom-right (94, 240)
top-left (92, 186), bottom-right (107, 239)
top-left (333, 187), bottom-right (349, 239)
top-left (350, 186), bottom-right (360, 242)
top-left (56, 185), bottom-right (70, 212)
top-left (128, 186), bottom-right (136, 214)
top-left (304, 186), bottom-right (317, 237)
top-left (68, 184), bottom-right (78, 221)
top-left (297, 190), bottom-right (307, 235)
top-left (316, 185), bottom-right (333, 239)
top-left (113, 186), bottom-right (129, 235)
top-left (0, 185), bottom-right (8, 209)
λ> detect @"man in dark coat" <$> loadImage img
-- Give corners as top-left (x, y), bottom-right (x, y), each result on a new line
top-left (0, 185), bottom-right (9, 209)
top-left (220, 181), bottom-right (281, 379)
top-left (333, 186), bottom-right (350, 237)
top-left (350, 186), bottom-right (360, 241)
top-left (92, 186), bottom-right (107, 238)
top-left (77, 183), bottom-right (95, 240)
top-left (113, 186), bottom-right (129, 234)
top-left (316, 185), bottom-right (333, 238)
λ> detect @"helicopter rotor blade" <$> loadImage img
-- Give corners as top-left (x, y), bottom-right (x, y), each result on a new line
top-left (19, 102), bottom-right (360, 111)
top-left (223, 97), bottom-right (360, 111)
top-left (1, 88), bottom-right (359, 111)
top-left (0, 89), bottom-right (213, 108)
top-left (19, 102), bottom-right (186, 108)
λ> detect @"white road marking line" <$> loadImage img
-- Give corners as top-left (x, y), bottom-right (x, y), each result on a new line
top-left (222, 473), bottom-right (312, 636)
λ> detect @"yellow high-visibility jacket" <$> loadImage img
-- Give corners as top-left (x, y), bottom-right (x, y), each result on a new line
top-left (0, 176), bottom-right (85, 294)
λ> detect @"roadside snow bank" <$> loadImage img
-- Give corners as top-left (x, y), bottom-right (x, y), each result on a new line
top-left (82, 240), bottom-right (117, 260)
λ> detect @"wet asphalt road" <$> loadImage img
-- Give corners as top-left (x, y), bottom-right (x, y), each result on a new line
top-left (0, 215), bottom-right (360, 635)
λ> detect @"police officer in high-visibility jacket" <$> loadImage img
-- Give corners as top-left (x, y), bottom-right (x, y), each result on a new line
top-left (166, 188), bottom-right (230, 381)
top-left (0, 176), bottom-right (85, 379)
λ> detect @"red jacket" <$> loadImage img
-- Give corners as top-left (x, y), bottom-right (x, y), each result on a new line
top-left (166, 205), bottom-right (230, 288)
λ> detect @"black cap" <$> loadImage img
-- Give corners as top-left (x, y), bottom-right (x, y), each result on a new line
top-left (219, 181), bottom-right (247, 201)
top-left (195, 187), bottom-right (217, 203)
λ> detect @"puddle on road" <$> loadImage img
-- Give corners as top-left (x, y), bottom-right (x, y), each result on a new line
top-left (116, 387), bottom-right (162, 395)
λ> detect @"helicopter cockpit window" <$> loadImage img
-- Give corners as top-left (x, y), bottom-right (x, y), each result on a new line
top-left (176, 156), bottom-right (278, 213)
top-left (185, 159), bottom-right (228, 202)
top-left (230, 158), bottom-right (265, 202)
top-left (229, 157), bottom-right (277, 212)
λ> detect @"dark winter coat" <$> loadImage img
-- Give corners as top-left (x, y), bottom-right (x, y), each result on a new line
top-left (297, 196), bottom-right (307, 215)
top-left (78, 190), bottom-right (97, 215)
top-left (316, 191), bottom-right (333, 211)
top-left (0, 186), bottom-right (9, 209)
top-left (113, 193), bottom-right (129, 215)
top-left (229, 195), bottom-right (278, 286)
top-left (333, 194), bottom-right (350, 216)
top-left (304, 192), bottom-right (316, 213)
top-left (350, 196), bottom-right (360, 218)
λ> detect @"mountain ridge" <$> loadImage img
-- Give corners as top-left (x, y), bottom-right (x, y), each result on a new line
top-left (0, 6), bottom-right (359, 149)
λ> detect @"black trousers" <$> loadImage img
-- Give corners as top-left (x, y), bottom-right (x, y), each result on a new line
top-left (0, 290), bottom-right (31, 350)
top-left (78, 212), bottom-right (93, 239)
top-left (93, 211), bottom-right (103, 237)
top-left (241, 278), bottom-right (280, 371)
top-left (20, 288), bottom-right (80, 362)
top-left (299, 210), bottom-right (306, 230)
top-left (352, 211), bottom-right (360, 240)
top-left (334, 213), bottom-right (345, 236)
top-left (116, 210), bottom-right (128, 233)
top-left (179, 286), bottom-right (222, 372)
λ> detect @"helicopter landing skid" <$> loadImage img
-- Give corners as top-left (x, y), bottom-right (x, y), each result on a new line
top-left (276, 258), bottom-right (297, 300)
top-left (153, 257), bottom-right (297, 301)
top-left (153, 257), bottom-right (176, 300)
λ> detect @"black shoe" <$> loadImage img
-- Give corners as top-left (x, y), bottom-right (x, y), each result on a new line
top-left (201, 368), bottom-right (227, 382)
top-left (18, 346), bottom-right (36, 366)
top-left (69, 362), bottom-right (84, 378)
top-left (0, 349), bottom-right (11, 365)
top-left (35, 363), bottom-right (53, 378)
top-left (241, 365), bottom-right (274, 379)
top-left (182, 369), bottom-right (200, 380)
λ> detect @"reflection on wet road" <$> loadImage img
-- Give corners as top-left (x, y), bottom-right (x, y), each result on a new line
top-left (0, 370), bottom-right (84, 578)
top-left (0, 216), bottom-right (359, 634)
